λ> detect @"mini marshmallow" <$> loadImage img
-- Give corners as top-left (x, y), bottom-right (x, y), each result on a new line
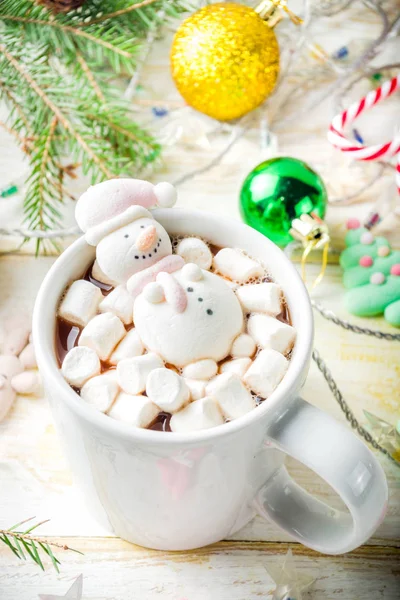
top-left (184, 378), bottom-right (207, 401)
top-left (182, 359), bottom-right (218, 380)
top-left (220, 357), bottom-right (252, 378)
top-left (117, 353), bottom-right (164, 395)
top-left (231, 333), bottom-right (256, 358)
top-left (79, 312), bottom-right (126, 361)
top-left (235, 282), bottom-right (281, 316)
top-left (213, 248), bottom-right (263, 283)
top-left (99, 285), bottom-right (134, 325)
top-left (18, 343), bottom-right (37, 369)
top-left (109, 329), bottom-right (144, 365)
top-left (108, 392), bottom-right (160, 428)
top-left (243, 349), bottom-right (288, 398)
top-left (0, 355), bottom-right (23, 379)
top-left (81, 370), bottom-right (119, 413)
top-left (61, 346), bottom-right (100, 387)
top-left (92, 261), bottom-right (117, 287)
top-left (170, 396), bottom-right (224, 433)
top-left (146, 368), bottom-right (190, 413)
top-left (247, 314), bottom-right (296, 354)
top-left (208, 372), bottom-right (255, 420)
top-left (153, 181), bottom-right (177, 208)
top-left (59, 280), bottom-right (103, 327)
top-left (176, 238), bottom-right (213, 270)
top-left (3, 326), bottom-right (30, 356)
top-left (11, 371), bottom-right (41, 395)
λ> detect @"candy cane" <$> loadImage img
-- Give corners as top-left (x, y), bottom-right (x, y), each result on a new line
top-left (327, 74), bottom-right (400, 194)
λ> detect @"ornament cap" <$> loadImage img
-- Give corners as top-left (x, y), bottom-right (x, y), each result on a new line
top-left (289, 213), bottom-right (330, 250)
top-left (255, 0), bottom-right (303, 27)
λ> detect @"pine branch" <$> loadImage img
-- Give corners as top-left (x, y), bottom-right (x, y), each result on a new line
top-left (77, 0), bottom-right (161, 26)
top-left (0, 517), bottom-right (83, 572)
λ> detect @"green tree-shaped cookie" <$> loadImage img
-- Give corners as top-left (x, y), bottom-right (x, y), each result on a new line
top-left (340, 220), bottom-right (400, 327)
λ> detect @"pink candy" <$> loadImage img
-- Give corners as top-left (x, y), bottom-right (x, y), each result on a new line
top-left (359, 255), bottom-right (373, 268)
top-left (360, 231), bottom-right (374, 245)
top-left (346, 218), bottom-right (360, 230)
top-left (370, 272), bottom-right (385, 285)
top-left (390, 264), bottom-right (400, 276)
top-left (378, 246), bottom-right (390, 257)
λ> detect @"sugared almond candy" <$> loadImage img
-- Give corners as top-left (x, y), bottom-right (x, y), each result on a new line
top-left (3, 326), bottom-right (30, 357)
top-left (170, 396), bottom-right (224, 433)
top-left (213, 248), bottom-right (263, 283)
top-left (61, 346), bottom-right (100, 387)
top-left (81, 370), bottom-right (119, 413)
top-left (109, 329), bottom-right (144, 365)
top-left (248, 314), bottom-right (296, 354)
top-left (11, 371), bottom-right (41, 395)
top-left (58, 280), bottom-right (103, 327)
top-left (0, 355), bottom-right (23, 379)
top-left (231, 333), bottom-right (256, 358)
top-left (108, 392), bottom-right (160, 428)
top-left (184, 378), bottom-right (207, 401)
top-left (182, 359), bottom-right (218, 380)
top-left (19, 343), bottom-right (37, 369)
top-left (176, 237), bottom-right (212, 270)
top-left (92, 260), bottom-right (117, 287)
top-left (117, 353), bottom-right (163, 395)
top-left (79, 312), bottom-right (125, 361)
top-left (99, 285), bottom-right (134, 325)
top-left (235, 282), bottom-right (281, 316)
top-left (146, 368), bottom-right (190, 413)
top-left (207, 372), bottom-right (255, 420)
top-left (243, 349), bottom-right (288, 398)
top-left (220, 357), bottom-right (252, 378)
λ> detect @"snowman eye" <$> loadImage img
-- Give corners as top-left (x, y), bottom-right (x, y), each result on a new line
top-left (187, 287), bottom-right (193, 292)
top-left (140, 225), bottom-right (145, 229)
top-left (198, 297), bottom-right (203, 302)
top-left (206, 309), bottom-right (213, 315)
top-left (124, 234), bottom-right (129, 238)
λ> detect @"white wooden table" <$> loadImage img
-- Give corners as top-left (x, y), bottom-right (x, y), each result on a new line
top-left (1, 2), bottom-right (399, 598)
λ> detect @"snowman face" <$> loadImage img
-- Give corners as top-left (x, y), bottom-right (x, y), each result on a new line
top-left (134, 264), bottom-right (244, 367)
top-left (96, 217), bottom-right (172, 284)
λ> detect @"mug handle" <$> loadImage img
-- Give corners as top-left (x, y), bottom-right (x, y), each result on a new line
top-left (254, 396), bottom-right (388, 554)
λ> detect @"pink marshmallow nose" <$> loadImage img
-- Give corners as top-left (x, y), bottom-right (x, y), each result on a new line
top-left (136, 225), bottom-right (157, 252)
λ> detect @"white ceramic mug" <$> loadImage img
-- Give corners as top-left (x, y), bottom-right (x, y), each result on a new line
top-left (33, 208), bottom-right (388, 554)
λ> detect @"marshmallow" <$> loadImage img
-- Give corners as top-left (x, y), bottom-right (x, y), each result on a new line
top-left (184, 378), bottom-right (207, 401)
top-left (208, 372), bottom-right (255, 420)
top-left (81, 370), bottom-right (119, 413)
top-left (3, 326), bottom-right (30, 356)
top-left (170, 396), bottom-right (224, 433)
top-left (176, 238), bottom-right (213, 270)
top-left (220, 357), bottom-right (252, 378)
top-left (109, 329), bottom-right (144, 365)
top-left (231, 333), bottom-right (256, 358)
top-left (108, 392), bottom-right (160, 428)
top-left (79, 312), bottom-right (126, 361)
top-left (247, 314), bottom-right (296, 354)
top-left (58, 280), bottom-right (103, 328)
top-left (243, 349), bottom-right (288, 398)
top-left (134, 267), bottom-right (244, 367)
top-left (213, 248), bottom-right (263, 283)
top-left (61, 346), bottom-right (100, 387)
top-left (182, 359), bottom-right (218, 380)
top-left (99, 285), bottom-right (134, 325)
top-left (0, 355), bottom-right (23, 379)
top-left (153, 181), bottom-right (177, 208)
top-left (11, 371), bottom-right (41, 395)
top-left (235, 282), bottom-right (281, 316)
top-left (18, 343), bottom-right (37, 369)
top-left (146, 368), bottom-right (190, 413)
top-left (117, 353), bottom-right (164, 395)
top-left (91, 261), bottom-right (117, 287)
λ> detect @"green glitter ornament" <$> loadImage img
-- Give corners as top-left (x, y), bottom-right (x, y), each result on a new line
top-left (239, 157), bottom-right (328, 246)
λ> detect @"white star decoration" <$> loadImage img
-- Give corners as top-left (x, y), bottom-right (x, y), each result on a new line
top-left (266, 549), bottom-right (315, 600)
top-left (39, 574), bottom-right (83, 600)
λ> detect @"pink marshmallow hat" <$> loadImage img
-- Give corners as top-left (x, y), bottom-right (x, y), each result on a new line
top-left (75, 178), bottom-right (177, 246)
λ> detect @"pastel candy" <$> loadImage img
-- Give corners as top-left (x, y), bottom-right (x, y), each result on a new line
top-left (340, 233), bottom-right (389, 270)
top-left (345, 275), bottom-right (400, 317)
top-left (343, 251), bottom-right (400, 289)
top-left (18, 343), bottom-right (37, 369)
top-left (10, 371), bottom-right (41, 395)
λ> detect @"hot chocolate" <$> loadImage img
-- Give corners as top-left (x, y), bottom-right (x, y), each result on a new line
top-left (56, 178), bottom-right (295, 433)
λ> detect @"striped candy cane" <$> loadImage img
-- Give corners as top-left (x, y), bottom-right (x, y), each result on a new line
top-left (328, 74), bottom-right (400, 195)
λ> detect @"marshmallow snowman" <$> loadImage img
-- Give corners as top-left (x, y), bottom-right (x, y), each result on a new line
top-left (75, 178), bottom-right (180, 285)
top-left (133, 263), bottom-right (244, 368)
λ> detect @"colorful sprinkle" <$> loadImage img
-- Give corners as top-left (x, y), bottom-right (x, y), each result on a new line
top-left (359, 255), bottom-right (373, 267)
top-left (377, 246), bottom-right (390, 257)
top-left (360, 231), bottom-right (374, 245)
top-left (390, 264), bottom-right (400, 276)
top-left (346, 218), bottom-right (360, 230)
top-left (370, 272), bottom-right (385, 285)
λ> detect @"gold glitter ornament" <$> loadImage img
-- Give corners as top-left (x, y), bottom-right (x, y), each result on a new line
top-left (170, 3), bottom-right (280, 121)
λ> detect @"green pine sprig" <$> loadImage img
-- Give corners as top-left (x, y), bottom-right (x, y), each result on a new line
top-left (0, 0), bottom-right (189, 253)
top-left (0, 516), bottom-right (83, 572)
